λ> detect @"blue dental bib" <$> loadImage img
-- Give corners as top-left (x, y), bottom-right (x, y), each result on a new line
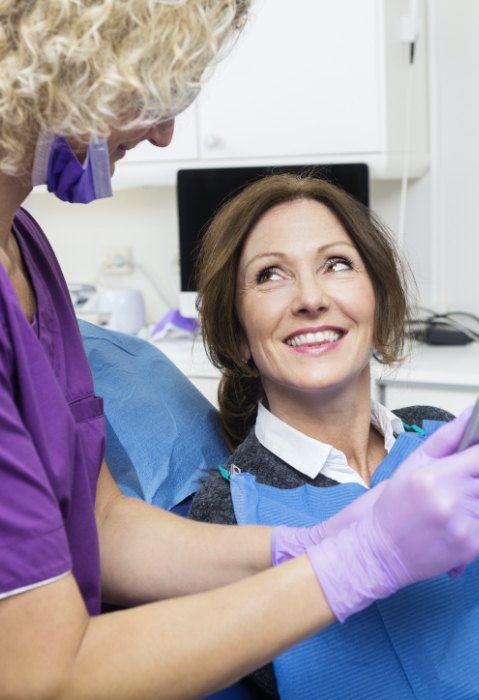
top-left (230, 422), bottom-right (479, 700)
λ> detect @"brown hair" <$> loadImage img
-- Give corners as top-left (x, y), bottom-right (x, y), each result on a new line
top-left (196, 172), bottom-right (413, 450)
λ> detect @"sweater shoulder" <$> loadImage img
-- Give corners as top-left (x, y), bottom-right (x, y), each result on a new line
top-left (392, 405), bottom-right (455, 425)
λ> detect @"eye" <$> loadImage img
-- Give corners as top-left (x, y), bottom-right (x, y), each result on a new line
top-left (256, 266), bottom-right (283, 284)
top-left (326, 256), bottom-right (354, 272)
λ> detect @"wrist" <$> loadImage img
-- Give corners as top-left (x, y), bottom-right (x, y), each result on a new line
top-left (306, 518), bottom-right (402, 623)
top-left (271, 525), bottom-right (322, 567)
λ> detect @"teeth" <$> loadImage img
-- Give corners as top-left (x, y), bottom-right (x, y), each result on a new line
top-left (286, 330), bottom-right (341, 347)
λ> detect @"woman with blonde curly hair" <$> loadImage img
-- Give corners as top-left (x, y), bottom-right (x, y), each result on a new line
top-left (2, 3), bottom-right (479, 699)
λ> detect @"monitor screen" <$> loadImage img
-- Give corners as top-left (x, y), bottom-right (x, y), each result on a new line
top-left (176, 163), bottom-right (369, 317)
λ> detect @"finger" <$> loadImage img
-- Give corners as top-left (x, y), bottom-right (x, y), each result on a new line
top-left (439, 444), bottom-right (479, 479)
top-left (421, 406), bottom-right (474, 459)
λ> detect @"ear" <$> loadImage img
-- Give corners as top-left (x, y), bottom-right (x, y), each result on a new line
top-left (238, 330), bottom-right (252, 363)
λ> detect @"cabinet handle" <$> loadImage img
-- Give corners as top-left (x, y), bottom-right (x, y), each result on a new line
top-left (204, 134), bottom-right (223, 149)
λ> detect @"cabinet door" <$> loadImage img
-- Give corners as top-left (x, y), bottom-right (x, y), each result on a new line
top-left (378, 383), bottom-right (477, 417)
top-left (198, 0), bottom-right (383, 160)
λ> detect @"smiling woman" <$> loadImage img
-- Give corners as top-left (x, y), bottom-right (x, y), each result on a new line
top-left (188, 173), bottom-right (456, 699)
top-left (235, 198), bottom-right (377, 425)
top-left (194, 173), bottom-right (411, 451)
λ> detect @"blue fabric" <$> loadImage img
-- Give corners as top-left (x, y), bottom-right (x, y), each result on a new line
top-left (79, 320), bottom-right (229, 510)
top-left (231, 423), bottom-right (479, 700)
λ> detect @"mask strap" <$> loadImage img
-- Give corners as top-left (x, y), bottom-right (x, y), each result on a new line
top-left (88, 138), bottom-right (113, 199)
top-left (31, 131), bottom-right (55, 186)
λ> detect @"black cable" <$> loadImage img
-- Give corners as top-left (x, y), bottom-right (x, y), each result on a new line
top-left (407, 307), bottom-right (479, 345)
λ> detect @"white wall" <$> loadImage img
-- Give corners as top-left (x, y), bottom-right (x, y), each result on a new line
top-left (23, 0), bottom-right (479, 325)
top-left (432, 0), bottom-right (479, 313)
top-left (24, 186), bottom-right (181, 324)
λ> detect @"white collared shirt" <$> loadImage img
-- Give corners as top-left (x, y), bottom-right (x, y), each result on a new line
top-left (254, 401), bottom-right (405, 489)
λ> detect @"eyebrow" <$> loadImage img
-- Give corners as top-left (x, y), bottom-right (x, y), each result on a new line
top-left (242, 241), bottom-right (358, 273)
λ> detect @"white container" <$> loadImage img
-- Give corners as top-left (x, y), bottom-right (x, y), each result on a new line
top-left (97, 288), bottom-right (146, 335)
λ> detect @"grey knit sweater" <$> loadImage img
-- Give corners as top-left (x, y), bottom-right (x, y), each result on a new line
top-left (188, 405), bottom-right (454, 699)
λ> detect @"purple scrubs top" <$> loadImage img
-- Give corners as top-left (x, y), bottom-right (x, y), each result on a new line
top-left (0, 208), bottom-right (105, 615)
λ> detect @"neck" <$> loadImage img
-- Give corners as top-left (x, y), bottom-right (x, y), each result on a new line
top-left (0, 171), bottom-right (36, 320)
top-left (265, 368), bottom-right (386, 485)
top-left (0, 172), bottom-right (32, 250)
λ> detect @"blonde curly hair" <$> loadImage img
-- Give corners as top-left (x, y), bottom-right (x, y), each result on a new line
top-left (0, 0), bottom-right (250, 175)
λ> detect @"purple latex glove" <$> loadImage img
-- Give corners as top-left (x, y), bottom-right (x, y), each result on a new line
top-left (306, 408), bottom-right (479, 623)
top-left (272, 481), bottom-right (387, 566)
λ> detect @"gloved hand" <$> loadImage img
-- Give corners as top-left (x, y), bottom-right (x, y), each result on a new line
top-left (271, 481), bottom-right (387, 566)
top-left (306, 407), bottom-right (479, 622)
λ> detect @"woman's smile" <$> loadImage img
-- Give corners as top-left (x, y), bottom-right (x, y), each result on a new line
top-left (284, 325), bottom-right (346, 352)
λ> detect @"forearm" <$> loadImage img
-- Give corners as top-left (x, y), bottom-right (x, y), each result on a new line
top-left (98, 491), bottom-right (272, 606)
top-left (0, 558), bottom-right (332, 700)
top-left (72, 555), bottom-right (332, 700)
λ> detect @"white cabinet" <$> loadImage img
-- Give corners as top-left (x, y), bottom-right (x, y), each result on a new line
top-left (198, 0), bottom-right (383, 160)
top-left (114, 0), bottom-right (429, 188)
top-left (198, 0), bottom-right (428, 175)
top-left (374, 343), bottom-right (479, 415)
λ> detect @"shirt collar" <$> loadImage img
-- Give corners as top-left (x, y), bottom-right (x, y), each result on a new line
top-left (371, 400), bottom-right (404, 451)
top-left (254, 401), bottom-right (404, 485)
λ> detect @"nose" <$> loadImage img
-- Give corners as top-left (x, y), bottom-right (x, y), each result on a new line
top-left (292, 271), bottom-right (329, 316)
top-left (148, 119), bottom-right (175, 148)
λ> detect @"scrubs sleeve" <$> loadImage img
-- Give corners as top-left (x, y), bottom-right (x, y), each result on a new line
top-left (0, 323), bottom-right (72, 596)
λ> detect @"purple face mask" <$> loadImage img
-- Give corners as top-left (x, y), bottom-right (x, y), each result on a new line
top-left (32, 133), bottom-right (113, 204)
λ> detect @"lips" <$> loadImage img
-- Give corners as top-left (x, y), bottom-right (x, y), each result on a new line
top-left (285, 328), bottom-right (345, 347)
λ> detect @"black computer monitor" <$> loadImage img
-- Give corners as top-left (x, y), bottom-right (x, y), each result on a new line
top-left (176, 163), bottom-right (369, 317)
